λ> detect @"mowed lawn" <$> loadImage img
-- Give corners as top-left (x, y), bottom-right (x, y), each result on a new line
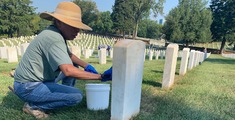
top-left (0, 54), bottom-right (234, 120)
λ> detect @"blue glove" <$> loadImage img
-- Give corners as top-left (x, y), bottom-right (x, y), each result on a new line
top-left (84, 64), bottom-right (98, 74)
top-left (101, 67), bottom-right (112, 82)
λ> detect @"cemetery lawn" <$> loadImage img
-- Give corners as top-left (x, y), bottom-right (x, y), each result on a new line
top-left (0, 54), bottom-right (234, 120)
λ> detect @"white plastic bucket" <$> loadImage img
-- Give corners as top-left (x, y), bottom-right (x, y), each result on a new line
top-left (85, 83), bottom-right (110, 110)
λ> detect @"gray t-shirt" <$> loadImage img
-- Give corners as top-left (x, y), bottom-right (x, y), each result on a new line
top-left (14, 25), bottom-right (73, 83)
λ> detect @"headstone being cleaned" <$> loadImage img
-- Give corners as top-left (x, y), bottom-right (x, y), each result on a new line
top-left (111, 39), bottom-right (146, 120)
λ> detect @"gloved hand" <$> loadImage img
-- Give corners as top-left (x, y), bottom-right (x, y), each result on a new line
top-left (84, 64), bottom-right (98, 74)
top-left (101, 67), bottom-right (112, 82)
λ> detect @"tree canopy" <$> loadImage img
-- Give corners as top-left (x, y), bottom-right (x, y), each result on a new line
top-left (0, 0), bottom-right (35, 37)
top-left (111, 0), bottom-right (165, 39)
top-left (210, 0), bottom-right (235, 53)
top-left (163, 0), bottom-right (212, 46)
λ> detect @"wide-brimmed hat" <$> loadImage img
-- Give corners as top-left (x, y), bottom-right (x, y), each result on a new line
top-left (40, 1), bottom-right (92, 31)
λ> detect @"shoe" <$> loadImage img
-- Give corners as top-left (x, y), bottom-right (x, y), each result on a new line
top-left (23, 102), bottom-right (48, 119)
top-left (9, 69), bottom-right (15, 77)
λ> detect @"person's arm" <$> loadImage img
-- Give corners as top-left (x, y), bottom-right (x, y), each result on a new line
top-left (69, 53), bottom-right (98, 74)
top-left (70, 53), bottom-right (88, 68)
top-left (59, 64), bottom-right (101, 80)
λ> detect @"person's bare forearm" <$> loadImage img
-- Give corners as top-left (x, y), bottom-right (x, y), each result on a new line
top-left (70, 54), bottom-right (88, 68)
top-left (60, 64), bottom-right (101, 80)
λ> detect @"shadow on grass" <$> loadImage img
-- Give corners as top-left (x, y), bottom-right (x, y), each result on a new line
top-left (151, 70), bottom-right (163, 74)
top-left (1, 91), bottom-right (111, 120)
top-left (89, 61), bottom-right (99, 64)
top-left (137, 92), bottom-right (222, 120)
top-left (142, 80), bottom-right (162, 88)
top-left (206, 57), bottom-right (235, 64)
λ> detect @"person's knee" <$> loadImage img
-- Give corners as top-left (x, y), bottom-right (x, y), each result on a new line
top-left (74, 93), bottom-right (83, 104)
top-left (69, 92), bottom-right (83, 105)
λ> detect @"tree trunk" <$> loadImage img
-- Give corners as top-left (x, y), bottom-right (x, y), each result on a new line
top-left (122, 30), bottom-right (125, 39)
top-left (185, 40), bottom-right (189, 47)
top-left (233, 44), bottom-right (235, 51)
top-left (133, 23), bottom-right (138, 40)
top-left (17, 29), bottom-right (20, 37)
top-left (219, 36), bottom-right (226, 54)
top-left (8, 32), bottom-right (13, 38)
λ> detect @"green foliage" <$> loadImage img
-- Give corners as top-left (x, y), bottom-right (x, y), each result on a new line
top-left (163, 0), bottom-right (212, 46)
top-left (0, 0), bottom-right (36, 37)
top-left (210, 0), bottom-right (235, 53)
top-left (73, 0), bottom-right (99, 29)
top-left (111, 0), bottom-right (134, 37)
top-left (138, 19), bottom-right (162, 39)
top-left (111, 0), bottom-right (165, 39)
top-left (37, 16), bottom-right (52, 33)
top-left (92, 11), bottom-right (113, 34)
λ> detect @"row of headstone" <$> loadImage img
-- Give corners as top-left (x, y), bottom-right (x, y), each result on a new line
top-left (0, 36), bottom-right (35, 47)
top-left (68, 45), bottom-right (114, 65)
top-left (162, 44), bottom-right (211, 88)
top-left (146, 50), bottom-right (165, 61)
top-left (0, 43), bottom-right (30, 63)
top-left (71, 33), bottom-right (116, 50)
top-left (222, 53), bottom-right (235, 59)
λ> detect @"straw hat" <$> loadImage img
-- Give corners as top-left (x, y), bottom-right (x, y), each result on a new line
top-left (40, 2), bottom-right (92, 31)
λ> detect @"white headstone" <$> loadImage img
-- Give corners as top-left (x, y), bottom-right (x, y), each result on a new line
top-left (20, 43), bottom-right (29, 56)
top-left (179, 48), bottom-right (190, 76)
top-left (70, 46), bottom-right (81, 58)
top-left (162, 44), bottom-right (179, 88)
top-left (111, 39), bottom-right (145, 120)
top-left (0, 47), bottom-right (8, 59)
top-left (109, 49), bottom-right (113, 58)
top-left (16, 46), bottom-right (22, 56)
top-left (155, 50), bottom-right (159, 60)
top-left (188, 50), bottom-right (196, 70)
top-left (7, 47), bottom-right (18, 63)
top-left (84, 49), bottom-right (90, 59)
top-left (149, 50), bottom-right (153, 60)
top-left (99, 48), bottom-right (106, 64)
top-left (160, 50), bottom-right (164, 59)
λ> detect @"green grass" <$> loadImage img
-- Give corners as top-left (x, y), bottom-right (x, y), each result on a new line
top-left (0, 54), bottom-right (235, 120)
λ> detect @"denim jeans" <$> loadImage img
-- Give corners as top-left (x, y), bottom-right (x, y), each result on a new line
top-left (14, 80), bottom-right (83, 110)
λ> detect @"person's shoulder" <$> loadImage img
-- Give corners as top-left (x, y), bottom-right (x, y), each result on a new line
top-left (39, 25), bottom-right (63, 41)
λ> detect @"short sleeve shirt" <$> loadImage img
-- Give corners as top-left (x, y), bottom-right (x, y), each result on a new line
top-left (14, 25), bottom-right (73, 83)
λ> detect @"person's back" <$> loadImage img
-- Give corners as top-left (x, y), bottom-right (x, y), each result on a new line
top-left (14, 25), bottom-right (70, 83)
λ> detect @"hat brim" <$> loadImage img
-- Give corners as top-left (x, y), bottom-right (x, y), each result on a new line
top-left (40, 12), bottom-right (92, 31)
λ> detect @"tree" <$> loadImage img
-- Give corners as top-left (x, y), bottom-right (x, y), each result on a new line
top-left (111, 0), bottom-right (165, 39)
top-left (111, 0), bottom-right (134, 38)
top-left (138, 19), bottom-right (162, 39)
top-left (196, 8), bottom-right (213, 43)
top-left (0, 0), bottom-right (35, 37)
top-left (226, 33), bottom-right (235, 50)
top-left (72, 0), bottom-right (99, 30)
top-left (210, 0), bottom-right (235, 53)
top-left (130, 0), bottom-right (165, 39)
top-left (162, 7), bottom-right (183, 43)
top-left (92, 11), bottom-right (113, 35)
top-left (163, 0), bottom-right (212, 46)
top-left (37, 15), bottom-right (52, 34)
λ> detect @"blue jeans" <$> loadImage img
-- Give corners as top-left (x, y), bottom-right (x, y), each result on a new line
top-left (13, 80), bottom-right (83, 110)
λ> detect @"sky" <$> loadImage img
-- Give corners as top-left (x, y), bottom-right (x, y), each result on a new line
top-left (31, 0), bottom-right (179, 21)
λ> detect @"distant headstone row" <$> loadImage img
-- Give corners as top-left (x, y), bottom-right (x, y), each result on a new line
top-left (222, 53), bottom-right (235, 59)
top-left (162, 44), bottom-right (211, 89)
top-left (0, 33), bottom-right (119, 63)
